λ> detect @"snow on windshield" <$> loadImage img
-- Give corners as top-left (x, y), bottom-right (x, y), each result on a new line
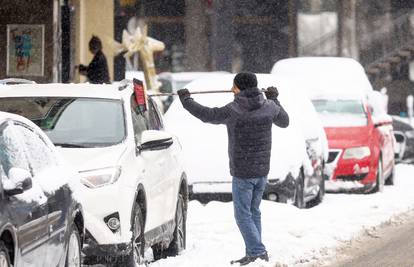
top-left (312, 99), bottom-right (368, 127)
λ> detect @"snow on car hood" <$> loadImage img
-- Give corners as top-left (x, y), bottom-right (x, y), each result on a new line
top-left (57, 144), bottom-right (127, 172)
top-left (164, 74), bottom-right (308, 184)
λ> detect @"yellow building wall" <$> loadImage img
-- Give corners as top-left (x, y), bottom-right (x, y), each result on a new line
top-left (73, 0), bottom-right (114, 82)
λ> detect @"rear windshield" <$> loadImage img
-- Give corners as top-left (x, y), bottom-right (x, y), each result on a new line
top-left (0, 97), bottom-right (125, 148)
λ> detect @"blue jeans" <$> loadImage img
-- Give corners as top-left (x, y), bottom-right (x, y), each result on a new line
top-left (232, 176), bottom-right (267, 257)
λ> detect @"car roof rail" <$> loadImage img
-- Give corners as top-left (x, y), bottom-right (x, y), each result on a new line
top-left (0, 78), bottom-right (36, 85)
top-left (118, 79), bottom-right (132, 91)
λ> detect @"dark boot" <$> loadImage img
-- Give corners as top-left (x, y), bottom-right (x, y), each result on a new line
top-left (239, 252), bottom-right (269, 266)
top-left (230, 256), bottom-right (250, 265)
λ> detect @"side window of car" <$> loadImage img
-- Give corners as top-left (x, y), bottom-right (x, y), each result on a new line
top-left (14, 124), bottom-right (58, 176)
top-left (0, 123), bottom-right (31, 177)
top-left (130, 95), bottom-right (149, 144)
top-left (148, 99), bottom-right (163, 130)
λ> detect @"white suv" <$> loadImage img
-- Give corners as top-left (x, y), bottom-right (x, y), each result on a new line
top-left (0, 82), bottom-right (188, 265)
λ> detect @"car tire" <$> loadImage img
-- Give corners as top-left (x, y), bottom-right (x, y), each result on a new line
top-left (307, 172), bottom-right (325, 208)
top-left (294, 169), bottom-right (306, 209)
top-left (65, 224), bottom-right (81, 267)
top-left (126, 204), bottom-right (145, 266)
top-left (385, 165), bottom-right (395, 186)
top-left (374, 157), bottom-right (384, 193)
top-left (0, 241), bottom-right (11, 267)
top-left (165, 194), bottom-right (186, 256)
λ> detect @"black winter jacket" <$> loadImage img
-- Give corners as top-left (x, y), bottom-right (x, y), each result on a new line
top-left (79, 50), bottom-right (110, 84)
top-left (180, 87), bottom-right (289, 179)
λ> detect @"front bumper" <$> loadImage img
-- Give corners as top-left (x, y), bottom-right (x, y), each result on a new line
top-left (80, 182), bottom-right (136, 247)
top-left (82, 230), bottom-right (132, 264)
top-left (324, 149), bottom-right (377, 192)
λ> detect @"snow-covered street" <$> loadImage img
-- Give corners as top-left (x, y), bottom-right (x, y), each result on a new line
top-left (150, 164), bottom-right (414, 267)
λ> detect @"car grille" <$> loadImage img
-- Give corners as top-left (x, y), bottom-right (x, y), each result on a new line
top-left (327, 151), bottom-right (340, 163)
top-left (336, 173), bottom-right (368, 181)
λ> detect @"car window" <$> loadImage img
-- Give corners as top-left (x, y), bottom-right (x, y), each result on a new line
top-left (0, 123), bottom-right (31, 176)
top-left (148, 99), bottom-right (163, 130)
top-left (14, 123), bottom-right (58, 175)
top-left (0, 97), bottom-right (126, 148)
top-left (130, 95), bottom-right (149, 144)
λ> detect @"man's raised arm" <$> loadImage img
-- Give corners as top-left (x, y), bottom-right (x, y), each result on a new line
top-left (178, 89), bottom-right (231, 125)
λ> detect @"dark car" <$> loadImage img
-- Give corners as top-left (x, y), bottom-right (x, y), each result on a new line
top-left (392, 116), bottom-right (414, 162)
top-left (0, 112), bottom-right (84, 267)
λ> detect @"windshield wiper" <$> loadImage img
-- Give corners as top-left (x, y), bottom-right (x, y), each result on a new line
top-left (54, 143), bottom-right (89, 148)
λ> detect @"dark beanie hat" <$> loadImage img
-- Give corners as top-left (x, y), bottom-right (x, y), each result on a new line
top-left (234, 72), bottom-right (257, 90)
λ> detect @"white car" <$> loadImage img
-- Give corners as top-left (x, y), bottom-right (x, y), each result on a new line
top-left (0, 83), bottom-right (188, 265)
top-left (164, 74), bottom-right (326, 208)
top-left (158, 72), bottom-right (230, 111)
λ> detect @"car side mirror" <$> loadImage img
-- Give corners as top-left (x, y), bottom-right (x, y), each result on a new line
top-left (372, 114), bottom-right (393, 128)
top-left (3, 168), bottom-right (33, 197)
top-left (138, 130), bottom-right (174, 152)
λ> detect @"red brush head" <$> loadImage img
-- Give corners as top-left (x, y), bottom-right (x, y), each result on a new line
top-left (133, 78), bottom-right (147, 112)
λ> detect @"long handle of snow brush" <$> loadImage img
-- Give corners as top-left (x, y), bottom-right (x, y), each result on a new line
top-left (148, 90), bottom-right (231, 97)
top-left (148, 89), bottom-right (267, 97)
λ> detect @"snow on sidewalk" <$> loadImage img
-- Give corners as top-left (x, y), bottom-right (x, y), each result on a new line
top-left (150, 164), bottom-right (414, 267)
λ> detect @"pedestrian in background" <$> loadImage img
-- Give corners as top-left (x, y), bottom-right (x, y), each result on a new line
top-left (177, 72), bottom-right (289, 266)
top-left (78, 35), bottom-right (110, 84)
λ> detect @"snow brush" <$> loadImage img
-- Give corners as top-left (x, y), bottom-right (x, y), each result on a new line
top-left (130, 78), bottom-right (268, 104)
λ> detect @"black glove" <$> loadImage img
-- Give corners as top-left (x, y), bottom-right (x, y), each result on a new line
top-left (177, 88), bottom-right (191, 100)
top-left (265, 86), bottom-right (279, 100)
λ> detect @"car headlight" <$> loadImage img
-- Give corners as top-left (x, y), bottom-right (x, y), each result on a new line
top-left (80, 166), bottom-right (122, 188)
top-left (342, 146), bottom-right (371, 160)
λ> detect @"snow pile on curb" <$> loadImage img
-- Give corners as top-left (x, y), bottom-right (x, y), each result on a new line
top-left (149, 164), bottom-right (414, 267)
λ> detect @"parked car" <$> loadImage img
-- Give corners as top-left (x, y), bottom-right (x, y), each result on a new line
top-left (0, 83), bottom-right (188, 266)
top-left (272, 57), bottom-right (395, 193)
top-left (158, 72), bottom-right (230, 111)
top-left (0, 111), bottom-right (84, 267)
top-left (164, 73), bottom-right (327, 208)
top-left (0, 78), bottom-right (35, 85)
top-left (392, 116), bottom-right (414, 162)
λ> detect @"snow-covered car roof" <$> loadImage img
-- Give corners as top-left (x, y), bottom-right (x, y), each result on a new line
top-left (0, 111), bottom-right (37, 125)
top-left (164, 74), bottom-right (309, 184)
top-left (271, 57), bottom-right (373, 95)
top-left (158, 71), bottom-right (230, 82)
top-left (0, 83), bottom-right (132, 100)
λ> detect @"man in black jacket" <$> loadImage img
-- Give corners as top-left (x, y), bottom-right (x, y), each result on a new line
top-left (78, 36), bottom-right (110, 84)
top-left (177, 72), bottom-right (289, 265)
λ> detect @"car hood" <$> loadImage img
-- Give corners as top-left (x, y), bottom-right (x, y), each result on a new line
top-left (56, 144), bottom-right (127, 172)
top-left (324, 126), bottom-right (371, 148)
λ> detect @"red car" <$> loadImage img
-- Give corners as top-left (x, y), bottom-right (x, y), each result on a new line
top-left (312, 92), bottom-right (395, 193)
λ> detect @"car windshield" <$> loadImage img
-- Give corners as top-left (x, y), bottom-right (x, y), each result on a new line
top-left (312, 99), bottom-right (367, 126)
top-left (0, 97), bottom-right (125, 147)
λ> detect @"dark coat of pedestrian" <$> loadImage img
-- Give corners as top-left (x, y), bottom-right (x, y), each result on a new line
top-left (177, 72), bottom-right (289, 266)
top-left (78, 36), bottom-right (110, 84)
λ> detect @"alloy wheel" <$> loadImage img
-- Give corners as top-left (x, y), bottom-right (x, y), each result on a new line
top-left (176, 197), bottom-right (185, 251)
top-left (132, 208), bottom-right (144, 265)
top-left (67, 230), bottom-right (81, 267)
top-left (0, 252), bottom-right (9, 267)
top-left (377, 158), bottom-right (384, 192)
